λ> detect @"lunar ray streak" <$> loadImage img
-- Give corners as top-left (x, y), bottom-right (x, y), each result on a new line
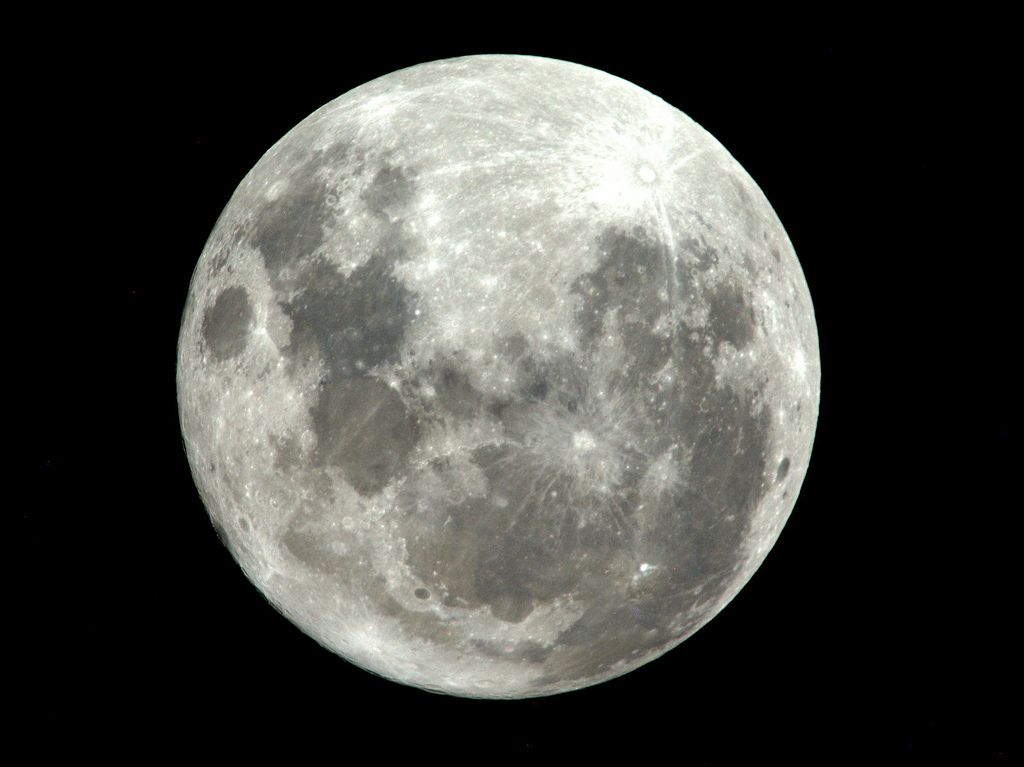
top-left (651, 190), bottom-right (680, 306)
top-left (670, 147), bottom-right (709, 173)
top-left (414, 151), bottom-right (574, 183)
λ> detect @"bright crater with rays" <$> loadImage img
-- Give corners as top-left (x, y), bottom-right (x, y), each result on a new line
top-left (177, 55), bottom-right (820, 698)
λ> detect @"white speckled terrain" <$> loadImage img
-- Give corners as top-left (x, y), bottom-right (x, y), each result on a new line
top-left (177, 55), bottom-right (820, 698)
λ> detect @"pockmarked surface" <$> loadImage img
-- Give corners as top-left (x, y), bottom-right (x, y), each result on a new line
top-left (177, 55), bottom-right (820, 698)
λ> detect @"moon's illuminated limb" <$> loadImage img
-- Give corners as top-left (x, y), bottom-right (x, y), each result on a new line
top-left (177, 55), bottom-right (820, 698)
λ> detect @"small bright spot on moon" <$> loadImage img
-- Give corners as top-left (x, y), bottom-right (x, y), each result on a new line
top-left (266, 179), bottom-right (288, 201)
top-left (573, 430), bottom-right (597, 451)
top-left (792, 347), bottom-right (807, 379)
top-left (637, 164), bottom-right (656, 183)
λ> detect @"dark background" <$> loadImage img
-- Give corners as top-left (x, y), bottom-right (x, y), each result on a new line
top-left (19, 19), bottom-right (1015, 762)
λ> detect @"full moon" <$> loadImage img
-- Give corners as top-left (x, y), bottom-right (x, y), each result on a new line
top-left (177, 55), bottom-right (820, 698)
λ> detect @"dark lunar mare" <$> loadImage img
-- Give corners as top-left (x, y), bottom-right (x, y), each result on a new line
top-left (255, 156), bottom-right (424, 496)
top-left (284, 254), bottom-right (415, 380)
top-left (399, 434), bottom-right (631, 625)
top-left (248, 138), bottom-right (354, 286)
top-left (201, 286), bottom-right (252, 361)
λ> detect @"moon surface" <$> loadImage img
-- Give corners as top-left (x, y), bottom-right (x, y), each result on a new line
top-left (177, 55), bottom-right (820, 698)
